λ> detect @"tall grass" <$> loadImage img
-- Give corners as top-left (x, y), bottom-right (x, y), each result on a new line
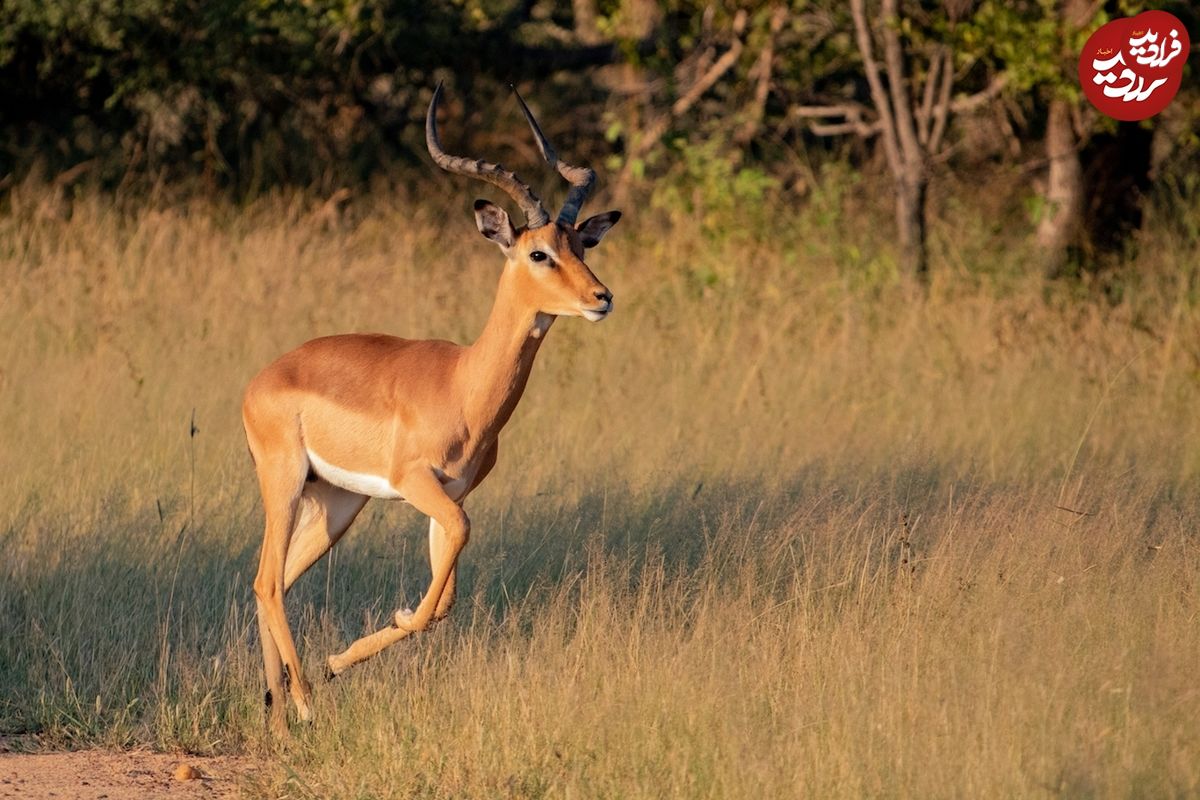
top-left (2, 176), bottom-right (1199, 797)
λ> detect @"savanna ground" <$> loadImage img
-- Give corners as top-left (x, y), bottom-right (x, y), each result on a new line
top-left (2, 172), bottom-right (1199, 798)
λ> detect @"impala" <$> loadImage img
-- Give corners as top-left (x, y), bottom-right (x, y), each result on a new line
top-left (242, 84), bottom-right (621, 734)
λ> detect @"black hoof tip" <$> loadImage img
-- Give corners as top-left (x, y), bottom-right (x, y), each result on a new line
top-left (324, 665), bottom-right (337, 683)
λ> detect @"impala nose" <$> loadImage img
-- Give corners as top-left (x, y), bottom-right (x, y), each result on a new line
top-left (595, 289), bottom-right (613, 304)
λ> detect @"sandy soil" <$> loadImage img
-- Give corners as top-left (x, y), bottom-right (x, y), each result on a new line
top-left (0, 748), bottom-right (259, 800)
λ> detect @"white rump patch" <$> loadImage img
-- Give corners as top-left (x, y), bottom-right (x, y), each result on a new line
top-left (306, 448), bottom-right (403, 500)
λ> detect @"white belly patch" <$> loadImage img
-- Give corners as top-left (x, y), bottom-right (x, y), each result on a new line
top-left (306, 448), bottom-right (403, 500)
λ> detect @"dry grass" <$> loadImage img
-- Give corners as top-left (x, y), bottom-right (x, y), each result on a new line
top-left (2, 177), bottom-right (1199, 798)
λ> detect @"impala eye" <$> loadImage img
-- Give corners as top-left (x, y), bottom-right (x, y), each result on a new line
top-left (529, 250), bottom-right (548, 263)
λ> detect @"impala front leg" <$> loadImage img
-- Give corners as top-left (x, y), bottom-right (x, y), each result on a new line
top-left (326, 469), bottom-right (469, 676)
top-left (427, 442), bottom-right (496, 621)
top-left (428, 518), bottom-right (459, 621)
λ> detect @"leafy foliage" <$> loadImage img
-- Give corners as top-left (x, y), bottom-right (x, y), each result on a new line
top-left (0, 0), bottom-right (1194, 284)
top-left (0, 0), bottom-right (480, 189)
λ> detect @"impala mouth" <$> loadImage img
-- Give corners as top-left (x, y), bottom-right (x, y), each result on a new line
top-left (581, 302), bottom-right (613, 322)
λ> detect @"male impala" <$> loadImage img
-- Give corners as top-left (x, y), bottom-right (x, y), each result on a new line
top-left (243, 84), bottom-right (620, 734)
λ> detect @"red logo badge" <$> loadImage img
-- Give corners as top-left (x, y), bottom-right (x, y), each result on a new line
top-left (1079, 10), bottom-right (1189, 121)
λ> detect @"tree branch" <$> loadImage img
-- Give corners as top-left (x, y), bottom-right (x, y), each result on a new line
top-left (670, 10), bottom-right (748, 117)
top-left (735, 5), bottom-right (788, 146)
top-left (790, 103), bottom-right (871, 118)
top-left (928, 47), bottom-right (956, 153)
top-left (791, 103), bottom-right (881, 137)
top-left (850, 0), bottom-right (902, 177)
top-left (917, 47), bottom-right (944, 145)
top-left (614, 10), bottom-right (748, 196)
top-left (948, 73), bottom-right (1009, 114)
top-left (626, 10), bottom-right (747, 159)
top-left (810, 119), bottom-right (882, 137)
top-left (880, 0), bottom-right (921, 167)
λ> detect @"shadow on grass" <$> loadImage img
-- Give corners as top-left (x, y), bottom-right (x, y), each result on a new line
top-left (0, 457), bottom-right (1154, 746)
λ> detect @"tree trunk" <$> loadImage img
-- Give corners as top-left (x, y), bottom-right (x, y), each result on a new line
top-left (849, 0), bottom-right (936, 285)
top-left (1036, 97), bottom-right (1083, 278)
top-left (1035, 102), bottom-right (1152, 278)
top-left (896, 173), bottom-right (929, 279)
top-left (1036, 0), bottom-right (1095, 278)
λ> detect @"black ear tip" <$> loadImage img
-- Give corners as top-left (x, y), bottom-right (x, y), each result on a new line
top-left (473, 198), bottom-right (490, 211)
top-left (610, 211), bottom-right (622, 222)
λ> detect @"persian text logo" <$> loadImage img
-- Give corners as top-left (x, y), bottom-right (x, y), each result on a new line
top-left (1079, 10), bottom-right (1189, 122)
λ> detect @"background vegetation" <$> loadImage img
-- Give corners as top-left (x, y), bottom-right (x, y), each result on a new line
top-left (2, 1), bottom-right (1200, 797)
top-left (3, 173), bottom-right (1200, 795)
top-left (2, 0), bottom-right (1197, 276)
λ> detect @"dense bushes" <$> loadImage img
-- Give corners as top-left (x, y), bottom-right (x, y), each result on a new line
top-left (0, 0), bottom-right (492, 189)
top-left (0, 0), bottom-right (1195, 278)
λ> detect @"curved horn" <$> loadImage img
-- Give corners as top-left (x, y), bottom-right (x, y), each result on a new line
top-left (512, 87), bottom-right (596, 226)
top-left (427, 83), bottom-right (550, 229)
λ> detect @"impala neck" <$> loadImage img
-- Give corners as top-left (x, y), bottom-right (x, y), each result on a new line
top-left (460, 268), bottom-right (554, 442)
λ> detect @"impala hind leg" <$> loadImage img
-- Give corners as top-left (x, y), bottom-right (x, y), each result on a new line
top-left (257, 597), bottom-right (288, 737)
top-left (251, 453), bottom-right (314, 725)
top-left (326, 470), bottom-right (469, 676)
top-left (284, 481), bottom-right (368, 590)
top-left (258, 479), bottom-right (366, 733)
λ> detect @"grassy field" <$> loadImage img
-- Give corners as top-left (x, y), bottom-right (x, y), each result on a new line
top-left (2, 176), bottom-right (1200, 798)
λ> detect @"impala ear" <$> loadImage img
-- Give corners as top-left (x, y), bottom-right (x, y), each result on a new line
top-left (474, 199), bottom-right (516, 249)
top-left (576, 211), bottom-right (621, 248)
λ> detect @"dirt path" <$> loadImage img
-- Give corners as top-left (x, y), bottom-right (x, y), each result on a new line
top-left (0, 749), bottom-right (259, 799)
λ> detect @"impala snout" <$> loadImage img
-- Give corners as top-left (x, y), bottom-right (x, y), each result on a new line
top-left (582, 287), bottom-right (613, 321)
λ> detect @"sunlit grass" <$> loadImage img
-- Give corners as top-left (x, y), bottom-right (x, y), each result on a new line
top-left (2, 178), bottom-right (1199, 797)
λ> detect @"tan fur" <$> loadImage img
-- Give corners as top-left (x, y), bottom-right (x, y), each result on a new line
top-left (243, 219), bottom-right (614, 735)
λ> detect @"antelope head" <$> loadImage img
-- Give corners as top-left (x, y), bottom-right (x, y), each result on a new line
top-left (426, 84), bottom-right (621, 322)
